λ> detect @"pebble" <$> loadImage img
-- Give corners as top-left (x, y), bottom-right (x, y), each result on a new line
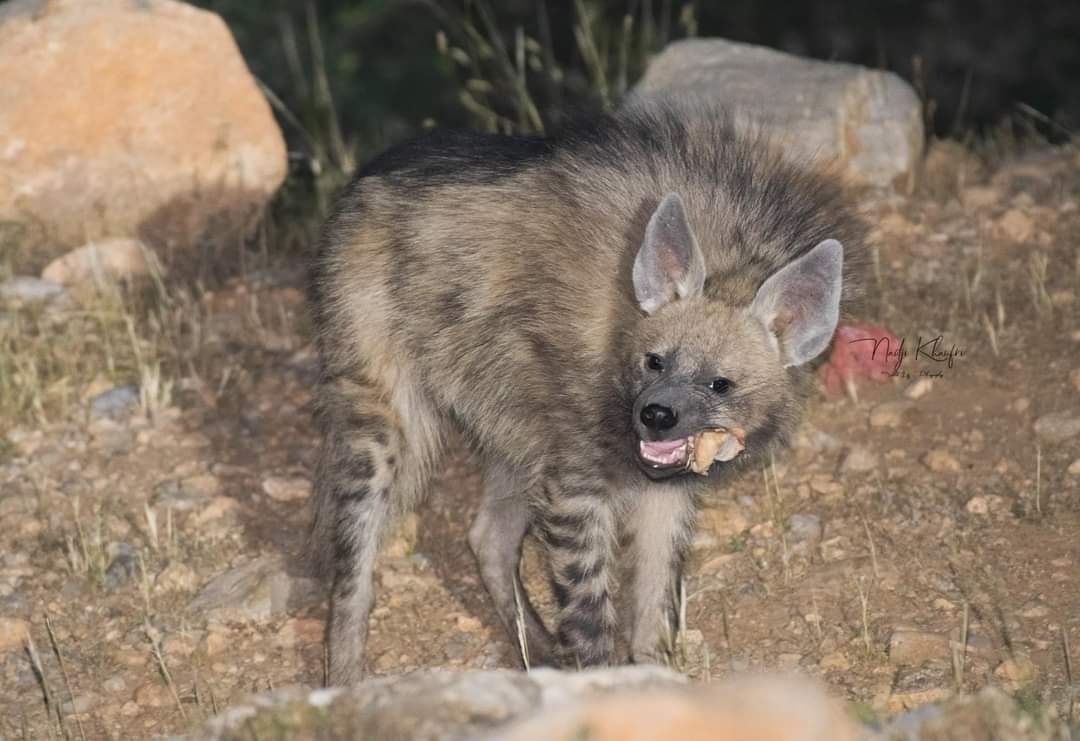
top-left (994, 656), bottom-right (1038, 690)
top-left (809, 476), bottom-right (844, 496)
top-left (61, 692), bottom-right (99, 715)
top-left (156, 562), bottom-right (199, 593)
top-left (964, 495), bottom-right (1009, 516)
top-left (697, 502), bottom-right (750, 539)
top-left (103, 675), bottom-right (128, 694)
top-left (104, 542), bottom-right (139, 590)
top-left (1034, 411), bottom-right (1080, 443)
top-left (904, 378), bottom-right (934, 399)
top-left (787, 514), bottom-right (822, 557)
top-left (1067, 459), bottom-right (1080, 476)
top-left (869, 401), bottom-right (911, 428)
top-left (89, 386), bottom-right (140, 420)
top-left (840, 446), bottom-right (878, 473)
top-left (455, 615), bottom-right (483, 633)
top-left (888, 629), bottom-right (951, 665)
top-left (275, 617), bottom-right (325, 648)
top-left (261, 475), bottom-right (312, 502)
top-left (993, 209), bottom-right (1035, 242)
top-left (134, 682), bottom-right (172, 708)
top-left (922, 449), bottom-right (961, 473)
top-left (819, 651), bottom-right (851, 671)
top-left (0, 617), bottom-right (30, 652)
top-left (886, 686), bottom-right (952, 713)
top-left (0, 276), bottom-right (65, 304)
top-left (1071, 369), bottom-right (1080, 393)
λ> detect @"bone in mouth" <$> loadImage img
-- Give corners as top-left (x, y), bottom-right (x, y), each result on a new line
top-left (688, 427), bottom-right (746, 474)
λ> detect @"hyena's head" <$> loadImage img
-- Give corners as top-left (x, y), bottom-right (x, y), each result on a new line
top-left (626, 193), bottom-right (843, 480)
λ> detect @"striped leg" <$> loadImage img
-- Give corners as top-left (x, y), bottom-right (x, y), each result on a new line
top-left (308, 374), bottom-right (441, 685)
top-left (539, 463), bottom-right (618, 667)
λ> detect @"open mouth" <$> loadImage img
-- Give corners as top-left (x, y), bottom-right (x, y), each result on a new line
top-left (637, 428), bottom-right (747, 477)
top-left (638, 438), bottom-right (691, 469)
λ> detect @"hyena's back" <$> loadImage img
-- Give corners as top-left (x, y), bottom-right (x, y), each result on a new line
top-left (306, 101), bottom-right (864, 683)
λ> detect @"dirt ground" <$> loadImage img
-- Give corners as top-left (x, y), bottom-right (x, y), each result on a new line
top-left (1, 142), bottom-right (1078, 738)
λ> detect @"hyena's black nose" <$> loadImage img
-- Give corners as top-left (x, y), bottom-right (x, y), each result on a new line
top-left (640, 403), bottom-right (678, 431)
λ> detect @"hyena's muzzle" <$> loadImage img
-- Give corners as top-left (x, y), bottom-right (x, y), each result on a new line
top-left (632, 379), bottom-right (745, 479)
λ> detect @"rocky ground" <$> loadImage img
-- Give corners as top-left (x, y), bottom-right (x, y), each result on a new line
top-left (1, 141), bottom-right (1079, 739)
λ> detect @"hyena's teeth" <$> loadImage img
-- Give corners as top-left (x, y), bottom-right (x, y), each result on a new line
top-left (638, 438), bottom-right (690, 466)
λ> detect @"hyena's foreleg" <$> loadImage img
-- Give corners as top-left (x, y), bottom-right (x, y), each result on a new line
top-left (623, 483), bottom-right (697, 664)
top-left (538, 463), bottom-right (618, 667)
top-left (308, 374), bottom-right (440, 685)
top-left (468, 460), bottom-right (559, 667)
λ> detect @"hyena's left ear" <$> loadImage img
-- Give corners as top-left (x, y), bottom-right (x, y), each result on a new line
top-left (751, 239), bottom-right (843, 367)
top-left (633, 193), bottom-right (706, 314)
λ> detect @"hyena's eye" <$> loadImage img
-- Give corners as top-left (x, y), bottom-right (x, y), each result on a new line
top-left (709, 377), bottom-right (732, 394)
top-left (645, 353), bottom-right (665, 372)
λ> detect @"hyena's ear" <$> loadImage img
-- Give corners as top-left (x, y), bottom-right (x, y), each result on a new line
top-left (751, 238), bottom-right (843, 367)
top-left (632, 193), bottom-right (706, 314)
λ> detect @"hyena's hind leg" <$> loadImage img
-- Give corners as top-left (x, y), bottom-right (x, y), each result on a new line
top-left (308, 374), bottom-right (441, 685)
top-left (468, 461), bottom-right (559, 668)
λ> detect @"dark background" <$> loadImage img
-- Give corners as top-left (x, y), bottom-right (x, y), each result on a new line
top-left (194, 0), bottom-right (1079, 167)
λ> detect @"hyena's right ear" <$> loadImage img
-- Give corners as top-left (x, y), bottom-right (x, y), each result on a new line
top-left (632, 193), bottom-right (706, 315)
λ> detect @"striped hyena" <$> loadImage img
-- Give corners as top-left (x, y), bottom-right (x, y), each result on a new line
top-left (306, 99), bottom-right (865, 684)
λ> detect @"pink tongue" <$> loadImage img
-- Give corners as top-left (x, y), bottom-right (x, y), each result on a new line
top-left (641, 439), bottom-right (686, 455)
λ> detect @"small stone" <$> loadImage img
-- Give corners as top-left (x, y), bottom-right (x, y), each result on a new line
top-left (42, 238), bottom-right (156, 286)
top-left (261, 475), bottom-right (312, 502)
top-left (120, 701), bottom-right (139, 717)
top-left (103, 675), bottom-right (128, 694)
top-left (193, 496), bottom-right (241, 526)
top-left (162, 632), bottom-right (198, 657)
top-left (870, 401), bottom-right (911, 428)
top-left (1021, 603), bottom-right (1051, 619)
top-left (698, 502), bottom-right (750, 539)
top-left (204, 629), bottom-right (230, 656)
top-left (0, 617), bottom-right (30, 652)
top-left (905, 378), bottom-right (934, 400)
top-left (922, 450), bottom-right (961, 473)
top-left (809, 476), bottom-right (844, 496)
top-left (889, 629), bottom-right (951, 665)
top-left (89, 386), bottom-right (140, 420)
top-left (994, 656), bottom-right (1038, 689)
top-left (104, 542), bottom-right (139, 590)
top-left (964, 495), bottom-right (1009, 516)
top-left (787, 514), bottom-right (822, 557)
top-left (993, 209), bottom-right (1035, 243)
top-left (819, 536), bottom-right (848, 561)
top-left (960, 185), bottom-right (1000, 209)
top-left (134, 682), bottom-right (171, 708)
top-left (886, 686), bottom-right (952, 713)
top-left (61, 692), bottom-right (99, 715)
top-left (187, 555), bottom-right (319, 623)
top-left (1071, 369), bottom-right (1080, 393)
top-left (841, 446), bottom-right (878, 473)
top-left (274, 618), bottom-right (324, 648)
top-left (1067, 460), bottom-right (1080, 476)
top-left (456, 615), bottom-right (483, 633)
top-left (819, 651), bottom-right (851, 671)
top-left (1034, 410), bottom-right (1080, 443)
top-left (0, 276), bottom-right (65, 305)
top-left (157, 562), bottom-right (199, 593)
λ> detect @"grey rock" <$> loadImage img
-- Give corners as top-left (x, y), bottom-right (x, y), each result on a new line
top-left (89, 386), bottom-right (139, 420)
top-left (0, 276), bottom-right (65, 304)
top-left (103, 542), bottom-right (139, 590)
top-left (632, 38), bottom-right (924, 187)
top-left (181, 666), bottom-right (685, 741)
top-left (787, 514), bottom-right (823, 558)
top-left (188, 555), bottom-right (319, 623)
top-left (1033, 410), bottom-right (1080, 443)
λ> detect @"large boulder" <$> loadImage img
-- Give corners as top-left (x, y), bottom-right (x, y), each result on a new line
top-left (631, 39), bottom-right (924, 189)
top-left (0, 0), bottom-right (287, 250)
